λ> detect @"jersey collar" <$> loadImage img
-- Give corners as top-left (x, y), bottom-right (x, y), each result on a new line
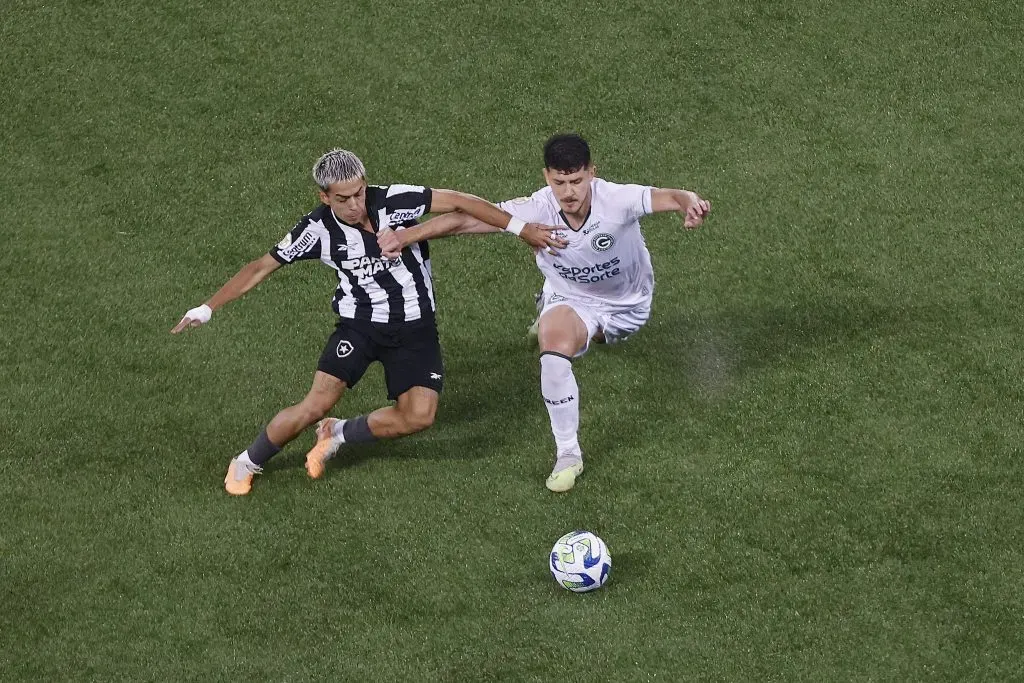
top-left (329, 205), bottom-right (375, 233)
top-left (558, 205), bottom-right (592, 232)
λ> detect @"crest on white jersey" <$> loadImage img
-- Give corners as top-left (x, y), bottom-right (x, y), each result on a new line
top-left (591, 233), bottom-right (615, 251)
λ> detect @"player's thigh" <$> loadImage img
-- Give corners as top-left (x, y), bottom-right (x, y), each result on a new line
top-left (538, 304), bottom-right (593, 357)
top-left (317, 321), bottom-right (377, 390)
top-left (302, 371), bottom-right (347, 412)
top-left (380, 321), bottom-right (445, 401)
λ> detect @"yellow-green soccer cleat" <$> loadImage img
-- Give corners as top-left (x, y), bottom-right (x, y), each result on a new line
top-left (224, 457), bottom-right (261, 496)
top-left (545, 461), bottom-right (584, 493)
top-left (305, 418), bottom-right (341, 479)
top-left (526, 291), bottom-right (543, 341)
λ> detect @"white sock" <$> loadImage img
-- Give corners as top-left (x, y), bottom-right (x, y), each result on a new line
top-left (540, 353), bottom-right (581, 456)
top-left (330, 418), bottom-right (348, 443)
top-left (236, 451), bottom-right (258, 470)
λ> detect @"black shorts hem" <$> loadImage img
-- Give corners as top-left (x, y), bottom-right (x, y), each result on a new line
top-left (385, 379), bottom-right (443, 402)
top-left (314, 363), bottom-right (355, 387)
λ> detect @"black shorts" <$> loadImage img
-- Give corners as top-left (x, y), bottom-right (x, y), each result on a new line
top-left (317, 317), bottom-right (444, 400)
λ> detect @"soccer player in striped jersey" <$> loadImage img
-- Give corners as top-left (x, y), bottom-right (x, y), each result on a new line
top-left (172, 148), bottom-right (564, 495)
top-left (378, 134), bottom-right (711, 492)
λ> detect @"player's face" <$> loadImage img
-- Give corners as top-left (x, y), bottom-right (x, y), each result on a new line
top-left (543, 165), bottom-right (594, 215)
top-left (320, 177), bottom-right (368, 225)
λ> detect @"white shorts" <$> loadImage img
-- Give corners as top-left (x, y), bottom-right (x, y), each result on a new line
top-left (539, 286), bottom-right (652, 357)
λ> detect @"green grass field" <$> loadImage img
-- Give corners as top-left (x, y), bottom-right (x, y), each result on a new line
top-left (3, 0), bottom-right (1023, 679)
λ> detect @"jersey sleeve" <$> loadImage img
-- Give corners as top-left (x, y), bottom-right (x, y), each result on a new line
top-left (497, 195), bottom-right (548, 223)
top-left (605, 181), bottom-right (654, 223)
top-left (382, 184), bottom-right (433, 228)
top-left (269, 215), bottom-right (324, 264)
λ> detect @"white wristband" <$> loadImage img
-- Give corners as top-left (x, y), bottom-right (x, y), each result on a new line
top-left (505, 217), bottom-right (526, 236)
top-left (185, 304), bottom-right (213, 324)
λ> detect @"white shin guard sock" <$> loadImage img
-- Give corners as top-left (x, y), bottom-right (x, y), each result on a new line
top-left (540, 352), bottom-right (581, 456)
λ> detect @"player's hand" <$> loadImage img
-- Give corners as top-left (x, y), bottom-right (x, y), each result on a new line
top-left (171, 304), bottom-right (212, 334)
top-left (520, 223), bottom-right (568, 254)
top-left (378, 227), bottom-right (403, 259)
top-left (683, 193), bottom-right (711, 229)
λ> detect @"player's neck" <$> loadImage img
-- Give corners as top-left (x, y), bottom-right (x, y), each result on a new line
top-left (332, 208), bottom-right (373, 232)
top-left (561, 197), bottom-right (592, 230)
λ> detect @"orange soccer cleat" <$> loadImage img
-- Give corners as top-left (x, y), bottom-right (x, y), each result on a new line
top-left (224, 457), bottom-right (261, 496)
top-left (305, 418), bottom-right (342, 479)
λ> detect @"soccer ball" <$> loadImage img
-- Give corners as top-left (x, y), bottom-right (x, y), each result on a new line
top-left (549, 530), bottom-right (612, 592)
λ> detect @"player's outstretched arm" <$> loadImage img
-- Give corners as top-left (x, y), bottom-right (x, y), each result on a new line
top-left (430, 189), bottom-right (522, 231)
top-left (378, 213), bottom-right (501, 258)
top-left (171, 254), bottom-right (281, 333)
top-left (650, 188), bottom-right (712, 229)
top-left (379, 196), bottom-right (566, 258)
top-left (429, 189), bottom-right (566, 251)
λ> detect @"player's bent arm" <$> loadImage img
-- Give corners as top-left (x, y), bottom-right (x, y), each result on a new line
top-left (171, 254), bottom-right (281, 333)
top-left (650, 188), bottom-right (712, 228)
top-left (650, 188), bottom-right (700, 213)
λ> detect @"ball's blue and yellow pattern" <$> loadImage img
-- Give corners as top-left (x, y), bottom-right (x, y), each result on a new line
top-left (549, 530), bottom-right (612, 592)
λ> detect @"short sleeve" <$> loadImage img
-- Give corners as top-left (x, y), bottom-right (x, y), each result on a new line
top-left (269, 216), bottom-right (324, 264)
top-left (382, 184), bottom-right (433, 228)
top-left (497, 195), bottom-right (549, 224)
top-left (606, 182), bottom-right (654, 223)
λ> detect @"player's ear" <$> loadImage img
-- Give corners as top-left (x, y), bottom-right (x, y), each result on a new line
top-left (318, 189), bottom-right (330, 205)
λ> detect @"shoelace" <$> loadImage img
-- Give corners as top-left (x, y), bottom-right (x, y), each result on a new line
top-left (236, 462), bottom-right (263, 479)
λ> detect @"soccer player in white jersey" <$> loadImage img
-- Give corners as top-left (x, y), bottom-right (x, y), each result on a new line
top-left (171, 148), bottom-right (563, 495)
top-left (378, 134), bottom-right (710, 492)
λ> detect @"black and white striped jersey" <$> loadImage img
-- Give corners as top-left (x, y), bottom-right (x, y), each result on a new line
top-left (268, 184), bottom-right (436, 323)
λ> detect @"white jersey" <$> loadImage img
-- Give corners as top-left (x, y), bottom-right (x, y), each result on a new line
top-left (499, 178), bottom-right (655, 308)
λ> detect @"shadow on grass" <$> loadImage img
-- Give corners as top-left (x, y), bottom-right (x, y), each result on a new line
top-left (642, 296), bottom-right (950, 398)
top-left (263, 297), bottom-right (943, 474)
top-left (263, 335), bottom-right (542, 471)
top-left (607, 551), bottom-right (649, 587)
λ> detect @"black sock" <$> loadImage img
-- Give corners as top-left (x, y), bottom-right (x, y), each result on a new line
top-left (246, 429), bottom-right (281, 466)
top-left (341, 416), bottom-right (377, 444)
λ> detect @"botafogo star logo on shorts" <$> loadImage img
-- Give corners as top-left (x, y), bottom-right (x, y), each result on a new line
top-left (336, 340), bottom-right (354, 357)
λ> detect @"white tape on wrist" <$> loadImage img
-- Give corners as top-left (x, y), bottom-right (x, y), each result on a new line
top-left (186, 304), bottom-right (213, 323)
top-left (505, 217), bottom-right (526, 236)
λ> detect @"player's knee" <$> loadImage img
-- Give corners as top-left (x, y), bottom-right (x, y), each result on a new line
top-left (298, 396), bottom-right (334, 425)
top-left (539, 335), bottom-right (584, 358)
top-left (399, 402), bottom-right (436, 434)
top-left (404, 410), bottom-right (435, 434)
